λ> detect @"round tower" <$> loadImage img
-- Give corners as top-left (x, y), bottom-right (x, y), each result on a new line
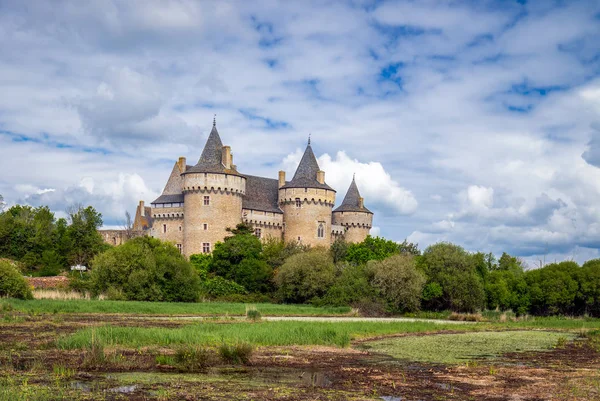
top-left (279, 138), bottom-right (336, 247)
top-left (182, 120), bottom-right (246, 256)
top-left (332, 176), bottom-right (373, 243)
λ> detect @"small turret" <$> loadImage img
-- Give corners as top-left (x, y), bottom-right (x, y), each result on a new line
top-left (332, 175), bottom-right (373, 243)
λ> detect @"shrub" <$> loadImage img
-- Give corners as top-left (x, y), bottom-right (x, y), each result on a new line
top-left (369, 254), bottom-right (426, 312)
top-left (322, 263), bottom-right (376, 306)
top-left (0, 260), bottom-right (32, 299)
top-left (174, 345), bottom-right (211, 371)
top-left (246, 306), bottom-right (261, 321)
top-left (275, 248), bottom-right (335, 303)
top-left (89, 236), bottom-right (200, 302)
top-left (218, 342), bottom-right (253, 364)
top-left (199, 276), bottom-right (247, 298)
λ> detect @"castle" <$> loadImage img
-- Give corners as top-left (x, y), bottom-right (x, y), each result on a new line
top-left (143, 120), bottom-right (373, 257)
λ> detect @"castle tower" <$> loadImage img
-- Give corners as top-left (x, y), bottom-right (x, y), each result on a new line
top-left (332, 176), bottom-right (373, 243)
top-left (181, 120), bottom-right (246, 256)
top-left (150, 157), bottom-right (187, 251)
top-left (278, 138), bottom-right (336, 247)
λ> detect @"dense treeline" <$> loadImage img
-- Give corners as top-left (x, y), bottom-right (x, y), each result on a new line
top-left (2, 201), bottom-right (600, 317)
top-left (0, 204), bottom-right (107, 276)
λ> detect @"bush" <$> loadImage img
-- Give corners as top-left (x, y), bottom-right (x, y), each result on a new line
top-left (199, 276), bottom-right (247, 298)
top-left (89, 236), bottom-right (200, 302)
top-left (322, 263), bottom-right (376, 306)
top-left (369, 254), bottom-right (426, 312)
top-left (174, 345), bottom-right (211, 371)
top-left (0, 260), bottom-right (32, 299)
top-left (275, 248), bottom-right (335, 303)
top-left (219, 342), bottom-right (253, 365)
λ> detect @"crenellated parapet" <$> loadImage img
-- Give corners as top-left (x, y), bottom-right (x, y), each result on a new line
top-left (278, 187), bottom-right (336, 207)
top-left (183, 173), bottom-right (246, 196)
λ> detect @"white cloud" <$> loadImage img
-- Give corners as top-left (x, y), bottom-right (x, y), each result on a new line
top-left (0, 0), bottom-right (600, 262)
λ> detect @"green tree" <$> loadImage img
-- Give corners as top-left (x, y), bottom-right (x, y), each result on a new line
top-left (346, 236), bottom-right (401, 264)
top-left (330, 237), bottom-right (349, 264)
top-left (419, 242), bottom-right (485, 312)
top-left (65, 206), bottom-right (106, 267)
top-left (0, 259), bottom-right (32, 299)
top-left (262, 237), bottom-right (309, 271)
top-left (369, 254), bottom-right (426, 312)
top-left (525, 261), bottom-right (579, 315)
top-left (322, 262), bottom-right (376, 306)
top-left (275, 248), bottom-right (336, 303)
top-left (89, 236), bottom-right (200, 302)
top-left (578, 259), bottom-right (600, 316)
top-left (210, 223), bottom-right (272, 293)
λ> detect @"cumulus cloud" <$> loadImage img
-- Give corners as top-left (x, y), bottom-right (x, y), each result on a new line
top-left (1, 0), bottom-right (600, 263)
top-left (20, 174), bottom-right (158, 226)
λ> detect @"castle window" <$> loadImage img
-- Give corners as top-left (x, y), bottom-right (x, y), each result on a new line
top-left (203, 196), bottom-right (210, 206)
top-left (176, 244), bottom-right (182, 253)
top-left (203, 223), bottom-right (208, 231)
top-left (163, 224), bottom-right (167, 233)
top-left (297, 236), bottom-right (301, 242)
top-left (113, 237), bottom-right (117, 245)
top-left (317, 222), bottom-right (325, 238)
top-left (295, 198), bottom-right (301, 208)
top-left (304, 188), bottom-right (307, 193)
top-left (254, 228), bottom-right (262, 239)
top-left (179, 226), bottom-right (182, 232)
top-left (202, 243), bottom-right (210, 254)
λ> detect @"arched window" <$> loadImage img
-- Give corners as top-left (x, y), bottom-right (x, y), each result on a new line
top-left (317, 222), bottom-right (324, 238)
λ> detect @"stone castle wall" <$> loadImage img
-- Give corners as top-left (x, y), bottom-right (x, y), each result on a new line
top-left (182, 173), bottom-right (246, 257)
top-left (279, 187), bottom-right (336, 247)
top-left (332, 210), bottom-right (373, 243)
top-left (151, 206), bottom-right (184, 249)
top-left (243, 209), bottom-right (284, 241)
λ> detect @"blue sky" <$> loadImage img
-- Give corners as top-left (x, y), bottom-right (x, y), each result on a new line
top-left (1, 0), bottom-right (600, 266)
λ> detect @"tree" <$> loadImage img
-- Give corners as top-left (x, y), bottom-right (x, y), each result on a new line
top-left (0, 194), bottom-right (5, 212)
top-left (123, 211), bottom-right (134, 240)
top-left (89, 236), bottom-right (200, 302)
top-left (330, 237), bottom-right (349, 264)
top-left (369, 254), bottom-right (426, 312)
top-left (65, 205), bottom-right (106, 267)
top-left (0, 259), bottom-right (32, 299)
top-left (275, 248), bottom-right (336, 303)
top-left (262, 237), bottom-right (309, 271)
top-left (419, 242), bottom-right (485, 312)
top-left (210, 222), bottom-right (273, 293)
top-left (578, 259), bottom-right (600, 316)
top-left (323, 262), bottom-right (376, 306)
top-left (525, 261), bottom-right (579, 315)
top-left (346, 236), bottom-right (403, 264)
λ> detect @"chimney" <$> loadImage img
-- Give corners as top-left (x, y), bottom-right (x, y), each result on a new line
top-left (316, 170), bottom-right (325, 184)
top-left (177, 157), bottom-right (186, 173)
top-left (140, 200), bottom-right (145, 216)
top-left (222, 146), bottom-right (232, 169)
top-left (278, 171), bottom-right (286, 188)
top-left (359, 197), bottom-right (364, 209)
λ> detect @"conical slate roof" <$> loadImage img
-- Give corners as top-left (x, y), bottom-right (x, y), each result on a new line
top-left (333, 177), bottom-right (372, 213)
top-left (184, 123), bottom-right (243, 176)
top-left (151, 162), bottom-right (185, 204)
top-left (281, 141), bottom-right (334, 191)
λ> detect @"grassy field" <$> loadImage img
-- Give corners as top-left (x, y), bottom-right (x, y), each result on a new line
top-left (56, 320), bottom-right (478, 349)
top-left (2, 299), bottom-right (351, 316)
top-left (361, 330), bottom-right (576, 363)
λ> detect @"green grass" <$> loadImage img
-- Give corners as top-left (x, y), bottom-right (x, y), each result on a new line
top-left (362, 330), bottom-right (576, 364)
top-left (2, 299), bottom-right (351, 316)
top-left (56, 321), bottom-right (477, 349)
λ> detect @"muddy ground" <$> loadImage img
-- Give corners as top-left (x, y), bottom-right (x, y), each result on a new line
top-left (1, 313), bottom-right (599, 401)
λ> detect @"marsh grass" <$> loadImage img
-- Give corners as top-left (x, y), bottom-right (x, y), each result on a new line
top-left (362, 331), bottom-right (577, 364)
top-left (4, 299), bottom-right (350, 316)
top-left (174, 345), bottom-right (211, 371)
top-left (218, 342), bottom-right (253, 364)
top-left (56, 321), bottom-right (476, 349)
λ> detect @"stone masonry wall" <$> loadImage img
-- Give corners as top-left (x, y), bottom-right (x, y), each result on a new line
top-left (332, 210), bottom-right (373, 243)
top-left (183, 173), bottom-right (245, 257)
